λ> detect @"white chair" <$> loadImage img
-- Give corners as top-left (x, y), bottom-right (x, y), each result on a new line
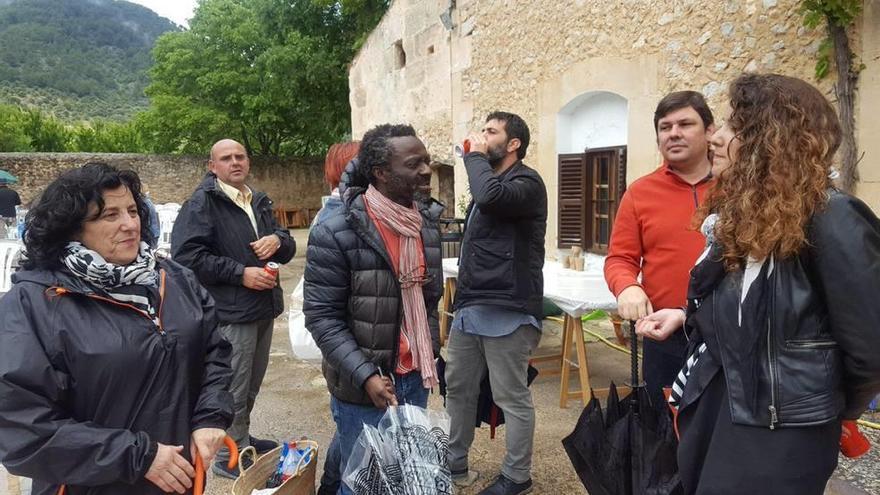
top-left (155, 204), bottom-right (181, 250)
top-left (0, 241), bottom-right (22, 294)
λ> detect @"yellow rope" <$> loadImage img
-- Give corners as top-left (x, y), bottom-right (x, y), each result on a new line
top-left (546, 316), bottom-right (643, 359)
top-left (858, 419), bottom-right (880, 430)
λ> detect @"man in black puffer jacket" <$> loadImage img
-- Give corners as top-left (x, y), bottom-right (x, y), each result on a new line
top-left (303, 124), bottom-right (443, 495)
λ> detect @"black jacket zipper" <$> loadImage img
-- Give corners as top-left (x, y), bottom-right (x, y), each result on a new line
top-left (767, 285), bottom-right (779, 429)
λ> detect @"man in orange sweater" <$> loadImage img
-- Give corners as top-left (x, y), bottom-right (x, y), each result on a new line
top-left (604, 91), bottom-right (715, 408)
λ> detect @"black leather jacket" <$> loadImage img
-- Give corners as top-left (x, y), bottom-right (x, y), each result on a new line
top-left (685, 192), bottom-right (880, 428)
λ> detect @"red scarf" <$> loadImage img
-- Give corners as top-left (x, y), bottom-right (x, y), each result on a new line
top-left (364, 185), bottom-right (437, 388)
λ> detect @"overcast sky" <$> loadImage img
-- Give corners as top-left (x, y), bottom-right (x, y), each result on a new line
top-left (129, 0), bottom-right (198, 27)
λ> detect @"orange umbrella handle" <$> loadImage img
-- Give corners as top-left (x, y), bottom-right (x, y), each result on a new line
top-left (193, 435), bottom-right (239, 495)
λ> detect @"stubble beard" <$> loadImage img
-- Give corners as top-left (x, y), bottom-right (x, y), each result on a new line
top-left (487, 143), bottom-right (507, 168)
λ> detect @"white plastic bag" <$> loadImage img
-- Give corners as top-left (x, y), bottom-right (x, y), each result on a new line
top-left (288, 276), bottom-right (323, 361)
top-left (343, 405), bottom-right (452, 494)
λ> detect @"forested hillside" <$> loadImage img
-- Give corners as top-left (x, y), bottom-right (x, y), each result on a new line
top-left (0, 0), bottom-right (178, 121)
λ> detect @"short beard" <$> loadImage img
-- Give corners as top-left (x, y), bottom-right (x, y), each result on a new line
top-left (487, 143), bottom-right (506, 168)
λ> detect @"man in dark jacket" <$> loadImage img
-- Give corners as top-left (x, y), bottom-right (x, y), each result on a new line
top-left (0, 181), bottom-right (21, 217)
top-left (303, 124), bottom-right (443, 495)
top-left (447, 112), bottom-right (547, 495)
top-left (171, 139), bottom-right (296, 478)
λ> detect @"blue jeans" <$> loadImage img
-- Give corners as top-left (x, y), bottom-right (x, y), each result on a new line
top-left (319, 371), bottom-right (429, 495)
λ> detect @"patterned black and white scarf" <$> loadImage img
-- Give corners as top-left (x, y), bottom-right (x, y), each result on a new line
top-left (62, 241), bottom-right (159, 322)
top-left (668, 214), bottom-right (718, 408)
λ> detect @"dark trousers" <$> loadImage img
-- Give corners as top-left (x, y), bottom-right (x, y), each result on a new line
top-left (641, 333), bottom-right (687, 410)
top-left (216, 319), bottom-right (274, 462)
top-left (678, 372), bottom-right (839, 495)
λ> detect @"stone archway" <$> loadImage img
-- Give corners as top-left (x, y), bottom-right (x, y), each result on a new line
top-left (557, 91), bottom-right (628, 153)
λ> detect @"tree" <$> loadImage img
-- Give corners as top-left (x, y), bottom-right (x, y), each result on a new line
top-left (143, 0), bottom-right (388, 156)
top-left (311, 0), bottom-right (390, 50)
top-left (0, 104), bottom-right (31, 151)
top-left (70, 120), bottom-right (148, 153)
top-left (22, 109), bottom-right (70, 152)
top-left (801, 0), bottom-right (864, 193)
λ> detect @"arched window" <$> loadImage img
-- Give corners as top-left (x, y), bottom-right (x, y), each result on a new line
top-left (556, 91), bottom-right (628, 252)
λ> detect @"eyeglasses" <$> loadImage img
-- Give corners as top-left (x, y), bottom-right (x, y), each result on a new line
top-left (398, 264), bottom-right (432, 289)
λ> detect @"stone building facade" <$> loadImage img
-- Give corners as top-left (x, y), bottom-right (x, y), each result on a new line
top-left (349, 0), bottom-right (880, 252)
top-left (0, 153), bottom-right (325, 211)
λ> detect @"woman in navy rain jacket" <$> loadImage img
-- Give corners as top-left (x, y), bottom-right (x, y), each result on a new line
top-left (0, 163), bottom-right (234, 495)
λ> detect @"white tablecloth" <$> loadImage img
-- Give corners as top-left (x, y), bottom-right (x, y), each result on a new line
top-left (442, 256), bottom-right (617, 317)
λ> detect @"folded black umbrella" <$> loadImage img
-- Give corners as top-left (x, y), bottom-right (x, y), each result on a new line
top-left (474, 364), bottom-right (539, 431)
top-left (562, 323), bottom-right (682, 495)
top-left (437, 357), bottom-right (538, 438)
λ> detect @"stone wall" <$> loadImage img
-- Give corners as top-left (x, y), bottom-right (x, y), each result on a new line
top-left (349, 0), bottom-right (462, 165)
top-left (350, 0), bottom-right (880, 249)
top-left (0, 153), bottom-right (325, 210)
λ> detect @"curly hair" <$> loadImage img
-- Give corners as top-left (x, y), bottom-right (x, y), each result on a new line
top-left (357, 124), bottom-right (417, 185)
top-left (324, 141), bottom-right (360, 189)
top-left (22, 162), bottom-right (150, 270)
top-left (698, 73), bottom-right (841, 270)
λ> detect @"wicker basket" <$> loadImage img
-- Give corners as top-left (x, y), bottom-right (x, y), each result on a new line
top-left (231, 440), bottom-right (318, 495)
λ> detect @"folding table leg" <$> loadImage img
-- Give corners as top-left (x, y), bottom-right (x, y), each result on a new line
top-left (559, 316), bottom-right (573, 408)
top-left (559, 314), bottom-right (593, 408)
top-left (609, 313), bottom-right (628, 346)
top-left (572, 316), bottom-right (591, 405)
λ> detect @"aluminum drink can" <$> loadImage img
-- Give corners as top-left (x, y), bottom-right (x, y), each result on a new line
top-left (264, 261), bottom-right (280, 278)
top-left (453, 139), bottom-right (471, 157)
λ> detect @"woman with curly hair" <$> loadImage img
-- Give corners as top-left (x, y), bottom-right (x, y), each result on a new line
top-left (0, 163), bottom-right (234, 495)
top-left (636, 73), bottom-right (880, 494)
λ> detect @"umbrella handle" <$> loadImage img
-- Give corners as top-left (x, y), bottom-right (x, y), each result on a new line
top-left (193, 435), bottom-right (239, 495)
top-left (629, 320), bottom-right (639, 387)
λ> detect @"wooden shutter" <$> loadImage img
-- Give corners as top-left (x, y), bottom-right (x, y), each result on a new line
top-left (585, 150), bottom-right (616, 252)
top-left (557, 153), bottom-right (587, 248)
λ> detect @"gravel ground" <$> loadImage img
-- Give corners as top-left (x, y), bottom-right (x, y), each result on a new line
top-left (3, 228), bottom-right (877, 494)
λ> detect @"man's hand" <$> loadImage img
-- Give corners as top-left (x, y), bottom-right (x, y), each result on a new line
top-left (635, 308), bottom-right (686, 342)
top-left (467, 131), bottom-right (489, 155)
top-left (250, 234), bottom-right (281, 261)
top-left (242, 266), bottom-right (275, 290)
top-left (616, 285), bottom-right (653, 320)
top-left (190, 428), bottom-right (227, 472)
top-left (364, 374), bottom-right (397, 410)
top-left (144, 444), bottom-right (194, 494)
